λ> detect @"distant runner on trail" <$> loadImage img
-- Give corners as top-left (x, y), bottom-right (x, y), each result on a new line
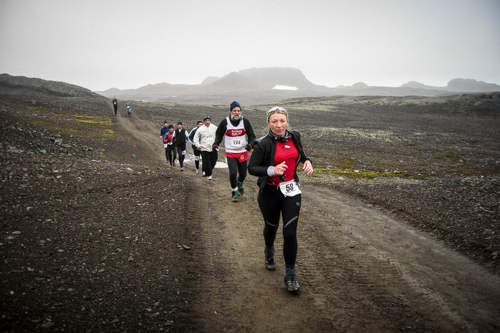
top-left (188, 120), bottom-right (203, 175)
top-left (125, 102), bottom-right (131, 116)
top-left (160, 121), bottom-right (169, 139)
top-left (163, 125), bottom-right (176, 167)
top-left (213, 101), bottom-right (256, 202)
top-left (160, 121), bottom-right (171, 164)
top-left (112, 97), bottom-right (118, 116)
top-left (248, 106), bottom-right (314, 293)
top-left (194, 116), bottom-right (218, 180)
top-left (173, 122), bottom-right (189, 171)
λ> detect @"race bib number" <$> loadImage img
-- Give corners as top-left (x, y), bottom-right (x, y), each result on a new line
top-left (164, 144), bottom-right (168, 148)
top-left (279, 180), bottom-right (302, 197)
top-left (231, 139), bottom-right (243, 146)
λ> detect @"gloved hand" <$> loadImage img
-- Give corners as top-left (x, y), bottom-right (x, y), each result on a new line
top-left (245, 143), bottom-right (252, 151)
top-left (212, 144), bottom-right (219, 151)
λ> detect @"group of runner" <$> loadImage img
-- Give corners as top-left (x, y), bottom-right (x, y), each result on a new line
top-left (112, 97), bottom-right (132, 116)
top-left (159, 101), bottom-right (314, 292)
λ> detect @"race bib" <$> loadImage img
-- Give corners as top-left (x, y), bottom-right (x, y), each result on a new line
top-left (279, 180), bottom-right (302, 197)
top-left (164, 144), bottom-right (168, 148)
top-left (231, 138), bottom-right (243, 146)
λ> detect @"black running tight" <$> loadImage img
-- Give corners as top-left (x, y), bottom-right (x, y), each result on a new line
top-left (257, 185), bottom-right (301, 269)
top-left (226, 157), bottom-right (247, 189)
top-left (165, 145), bottom-right (176, 165)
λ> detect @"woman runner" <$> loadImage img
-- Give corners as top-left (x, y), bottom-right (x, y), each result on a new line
top-left (248, 106), bottom-right (313, 292)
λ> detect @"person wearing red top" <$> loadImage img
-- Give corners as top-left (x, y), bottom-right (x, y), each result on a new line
top-left (163, 125), bottom-right (176, 167)
top-left (248, 106), bottom-right (313, 292)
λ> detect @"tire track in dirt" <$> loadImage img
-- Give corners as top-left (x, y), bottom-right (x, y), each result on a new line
top-left (116, 114), bottom-right (500, 332)
top-left (298, 184), bottom-right (500, 332)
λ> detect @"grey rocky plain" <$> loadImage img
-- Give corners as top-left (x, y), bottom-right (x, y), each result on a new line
top-left (1, 76), bottom-right (499, 332)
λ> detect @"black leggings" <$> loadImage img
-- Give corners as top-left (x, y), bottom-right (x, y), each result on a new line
top-left (201, 150), bottom-right (218, 176)
top-left (257, 185), bottom-right (301, 269)
top-left (165, 145), bottom-right (176, 165)
top-left (175, 144), bottom-right (186, 167)
top-left (226, 157), bottom-right (247, 189)
top-left (192, 145), bottom-right (201, 170)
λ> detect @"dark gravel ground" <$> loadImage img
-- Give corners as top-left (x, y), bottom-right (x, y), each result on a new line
top-left (0, 93), bottom-right (199, 331)
top-left (1, 87), bottom-right (499, 331)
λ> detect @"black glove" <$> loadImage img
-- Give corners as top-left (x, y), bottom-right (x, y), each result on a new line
top-left (245, 143), bottom-right (252, 151)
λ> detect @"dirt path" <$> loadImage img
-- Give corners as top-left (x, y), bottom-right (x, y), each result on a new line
top-left (117, 115), bottom-right (500, 332)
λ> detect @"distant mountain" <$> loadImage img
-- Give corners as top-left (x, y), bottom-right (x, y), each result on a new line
top-left (6, 69), bottom-right (496, 105)
top-left (0, 73), bottom-right (106, 100)
top-left (401, 81), bottom-right (437, 89)
top-left (444, 78), bottom-right (500, 93)
top-left (97, 67), bottom-right (338, 104)
top-left (237, 67), bottom-right (320, 90)
top-left (205, 72), bottom-right (260, 92)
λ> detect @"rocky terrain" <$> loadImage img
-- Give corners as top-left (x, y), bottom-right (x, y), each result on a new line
top-left (1, 76), bottom-right (499, 332)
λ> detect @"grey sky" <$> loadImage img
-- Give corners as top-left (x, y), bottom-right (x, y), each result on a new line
top-left (1, 0), bottom-right (499, 92)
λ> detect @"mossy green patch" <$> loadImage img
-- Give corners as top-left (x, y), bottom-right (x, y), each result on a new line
top-left (313, 167), bottom-right (403, 179)
top-left (27, 112), bottom-right (115, 137)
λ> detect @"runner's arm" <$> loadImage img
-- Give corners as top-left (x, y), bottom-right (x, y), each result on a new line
top-left (247, 140), bottom-right (270, 177)
top-left (244, 118), bottom-right (257, 147)
top-left (213, 119), bottom-right (227, 146)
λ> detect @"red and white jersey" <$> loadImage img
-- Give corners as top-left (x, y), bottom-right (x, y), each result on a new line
top-left (224, 116), bottom-right (247, 153)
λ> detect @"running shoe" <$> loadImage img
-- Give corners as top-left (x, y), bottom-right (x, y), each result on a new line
top-left (181, 167), bottom-right (184, 171)
top-left (237, 181), bottom-right (244, 195)
top-left (196, 169), bottom-right (199, 174)
top-left (265, 256), bottom-right (276, 271)
top-left (202, 171), bottom-right (206, 177)
top-left (264, 247), bottom-right (276, 271)
top-left (284, 278), bottom-right (300, 292)
top-left (207, 175), bottom-right (212, 180)
top-left (231, 190), bottom-right (240, 202)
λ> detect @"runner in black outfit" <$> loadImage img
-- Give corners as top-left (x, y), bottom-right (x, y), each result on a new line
top-left (174, 122), bottom-right (189, 171)
top-left (248, 106), bottom-right (314, 292)
top-left (112, 97), bottom-right (118, 116)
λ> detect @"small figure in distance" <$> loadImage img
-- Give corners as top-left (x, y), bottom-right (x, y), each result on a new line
top-left (173, 122), bottom-right (190, 171)
top-left (160, 121), bottom-right (171, 164)
top-left (163, 125), bottom-right (176, 167)
top-left (112, 97), bottom-right (118, 116)
top-left (194, 116), bottom-right (218, 180)
top-left (125, 102), bottom-right (131, 116)
top-left (188, 120), bottom-right (204, 174)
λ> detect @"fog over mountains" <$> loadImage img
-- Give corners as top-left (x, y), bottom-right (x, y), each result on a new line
top-left (97, 67), bottom-right (500, 105)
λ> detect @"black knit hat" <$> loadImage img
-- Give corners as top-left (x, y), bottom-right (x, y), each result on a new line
top-left (230, 101), bottom-right (241, 111)
top-left (203, 116), bottom-right (211, 121)
top-left (197, 120), bottom-right (203, 125)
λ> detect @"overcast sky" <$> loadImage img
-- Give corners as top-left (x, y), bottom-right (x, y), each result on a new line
top-left (1, 0), bottom-right (499, 92)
